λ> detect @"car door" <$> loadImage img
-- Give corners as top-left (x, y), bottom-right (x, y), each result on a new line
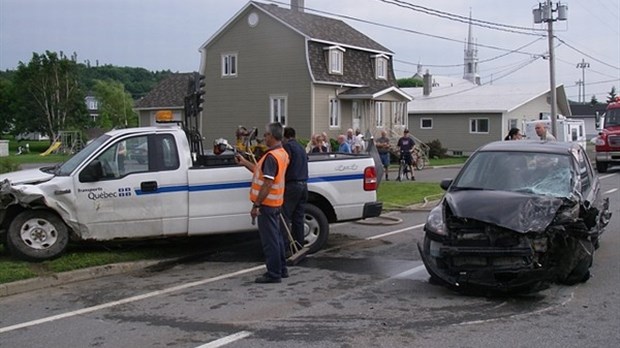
top-left (72, 134), bottom-right (165, 240)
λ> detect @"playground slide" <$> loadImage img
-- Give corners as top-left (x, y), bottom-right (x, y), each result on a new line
top-left (40, 142), bottom-right (61, 156)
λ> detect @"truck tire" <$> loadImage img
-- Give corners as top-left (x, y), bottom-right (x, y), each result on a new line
top-left (304, 204), bottom-right (329, 254)
top-left (596, 161), bottom-right (608, 173)
top-left (6, 210), bottom-right (70, 262)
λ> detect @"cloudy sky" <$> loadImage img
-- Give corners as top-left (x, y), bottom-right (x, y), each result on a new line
top-left (1, 0), bottom-right (618, 101)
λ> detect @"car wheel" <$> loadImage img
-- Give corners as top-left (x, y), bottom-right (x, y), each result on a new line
top-left (558, 238), bottom-right (594, 285)
top-left (6, 210), bottom-right (70, 262)
top-left (596, 161), bottom-right (608, 173)
top-left (303, 204), bottom-right (329, 254)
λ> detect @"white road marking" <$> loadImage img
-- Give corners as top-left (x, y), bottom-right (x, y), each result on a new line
top-left (603, 188), bottom-right (618, 195)
top-left (0, 265), bottom-right (264, 334)
top-left (392, 264), bottom-right (427, 279)
top-left (195, 331), bottom-right (253, 348)
top-left (366, 223), bottom-right (425, 240)
top-left (599, 173), bottom-right (618, 180)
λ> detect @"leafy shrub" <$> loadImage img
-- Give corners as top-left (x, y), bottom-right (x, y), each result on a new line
top-left (425, 139), bottom-right (448, 159)
top-left (0, 157), bottom-right (19, 173)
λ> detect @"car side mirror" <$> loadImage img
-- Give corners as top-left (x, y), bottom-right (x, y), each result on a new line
top-left (440, 179), bottom-right (452, 191)
top-left (79, 160), bottom-right (103, 182)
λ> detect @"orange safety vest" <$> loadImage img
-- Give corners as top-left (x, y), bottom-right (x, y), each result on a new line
top-left (249, 147), bottom-right (289, 207)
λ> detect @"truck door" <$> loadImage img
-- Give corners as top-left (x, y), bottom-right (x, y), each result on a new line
top-left (73, 134), bottom-right (169, 240)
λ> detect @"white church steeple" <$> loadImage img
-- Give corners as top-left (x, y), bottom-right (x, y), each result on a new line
top-left (463, 10), bottom-right (480, 85)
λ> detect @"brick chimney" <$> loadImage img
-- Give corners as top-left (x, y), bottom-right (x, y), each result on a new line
top-left (291, 0), bottom-right (305, 12)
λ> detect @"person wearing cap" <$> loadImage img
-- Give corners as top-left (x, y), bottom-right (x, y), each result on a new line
top-left (397, 129), bottom-right (415, 181)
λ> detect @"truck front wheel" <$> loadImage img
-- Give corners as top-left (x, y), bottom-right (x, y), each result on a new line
top-left (596, 161), bottom-right (608, 173)
top-left (7, 210), bottom-right (70, 262)
top-left (304, 204), bottom-right (329, 254)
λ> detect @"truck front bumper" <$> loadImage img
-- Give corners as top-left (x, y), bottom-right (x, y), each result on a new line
top-left (363, 202), bottom-right (383, 218)
top-left (595, 150), bottom-right (620, 162)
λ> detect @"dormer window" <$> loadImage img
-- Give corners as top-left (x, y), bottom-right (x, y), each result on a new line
top-left (373, 54), bottom-right (389, 80)
top-left (325, 46), bottom-right (345, 75)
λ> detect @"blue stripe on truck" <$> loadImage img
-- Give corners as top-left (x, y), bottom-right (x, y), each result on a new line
top-left (135, 173), bottom-right (364, 195)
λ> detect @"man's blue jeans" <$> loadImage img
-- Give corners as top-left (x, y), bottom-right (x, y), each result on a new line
top-left (257, 206), bottom-right (287, 279)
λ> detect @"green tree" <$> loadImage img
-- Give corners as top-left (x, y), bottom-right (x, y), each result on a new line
top-left (607, 86), bottom-right (617, 104)
top-left (0, 77), bottom-right (15, 134)
top-left (589, 95), bottom-right (598, 106)
top-left (397, 77), bottom-right (423, 88)
top-left (93, 79), bottom-right (137, 129)
top-left (13, 51), bottom-right (87, 141)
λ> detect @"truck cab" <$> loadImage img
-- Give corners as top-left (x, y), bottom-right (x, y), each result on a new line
top-left (593, 96), bottom-right (620, 173)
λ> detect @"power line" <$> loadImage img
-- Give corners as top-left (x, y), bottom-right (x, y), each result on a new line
top-left (378, 0), bottom-right (546, 35)
top-left (555, 36), bottom-right (620, 70)
top-left (396, 37), bottom-right (545, 68)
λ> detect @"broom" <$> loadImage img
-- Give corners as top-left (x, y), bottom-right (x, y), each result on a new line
top-left (280, 213), bottom-right (310, 265)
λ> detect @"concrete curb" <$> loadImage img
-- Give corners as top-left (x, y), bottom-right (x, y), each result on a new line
top-left (0, 259), bottom-right (165, 297)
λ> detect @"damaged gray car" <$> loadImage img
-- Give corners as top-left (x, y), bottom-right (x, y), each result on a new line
top-left (419, 140), bottom-right (611, 294)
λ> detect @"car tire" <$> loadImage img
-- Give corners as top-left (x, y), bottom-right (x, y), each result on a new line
top-left (6, 210), bottom-right (70, 262)
top-left (303, 204), bottom-right (329, 254)
top-left (596, 161), bottom-right (608, 173)
top-left (558, 238), bottom-right (594, 285)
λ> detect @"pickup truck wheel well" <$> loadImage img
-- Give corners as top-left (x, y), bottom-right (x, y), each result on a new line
top-left (307, 192), bottom-right (336, 223)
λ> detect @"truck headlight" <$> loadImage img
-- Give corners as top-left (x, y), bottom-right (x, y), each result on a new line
top-left (425, 204), bottom-right (447, 236)
top-left (594, 137), bottom-right (606, 146)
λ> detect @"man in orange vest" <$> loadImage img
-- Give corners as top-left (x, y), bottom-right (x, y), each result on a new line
top-left (236, 122), bottom-right (290, 283)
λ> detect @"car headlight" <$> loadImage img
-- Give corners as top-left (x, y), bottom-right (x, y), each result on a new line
top-left (425, 204), bottom-right (447, 236)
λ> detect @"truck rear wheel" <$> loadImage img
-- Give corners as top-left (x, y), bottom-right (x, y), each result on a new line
top-left (7, 210), bottom-right (69, 262)
top-left (304, 204), bottom-right (329, 254)
top-left (596, 161), bottom-right (608, 173)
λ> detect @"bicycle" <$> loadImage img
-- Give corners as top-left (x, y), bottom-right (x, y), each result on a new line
top-left (396, 150), bottom-right (415, 181)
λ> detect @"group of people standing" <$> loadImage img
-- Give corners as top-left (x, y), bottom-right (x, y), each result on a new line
top-left (504, 122), bottom-right (557, 141)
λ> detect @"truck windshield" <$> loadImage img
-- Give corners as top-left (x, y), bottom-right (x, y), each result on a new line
top-left (604, 109), bottom-right (620, 127)
top-left (55, 135), bottom-right (111, 176)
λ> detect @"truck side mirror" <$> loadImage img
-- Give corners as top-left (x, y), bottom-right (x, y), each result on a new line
top-left (79, 160), bottom-right (103, 182)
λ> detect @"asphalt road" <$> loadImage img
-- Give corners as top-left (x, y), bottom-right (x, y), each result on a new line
top-left (0, 166), bottom-right (618, 348)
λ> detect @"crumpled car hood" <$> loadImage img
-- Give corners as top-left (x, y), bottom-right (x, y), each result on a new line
top-left (0, 168), bottom-right (55, 185)
top-left (444, 190), bottom-right (566, 233)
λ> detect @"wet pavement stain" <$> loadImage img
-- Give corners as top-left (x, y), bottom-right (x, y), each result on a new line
top-left (300, 256), bottom-right (421, 278)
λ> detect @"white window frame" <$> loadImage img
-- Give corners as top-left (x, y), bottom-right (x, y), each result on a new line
top-left (375, 102), bottom-right (385, 128)
top-left (420, 118), bottom-right (433, 129)
top-left (373, 55), bottom-right (388, 80)
top-left (270, 95), bottom-right (287, 125)
top-left (221, 53), bottom-right (238, 77)
top-left (470, 117), bottom-right (490, 134)
top-left (329, 97), bottom-right (340, 128)
top-left (325, 46), bottom-right (345, 75)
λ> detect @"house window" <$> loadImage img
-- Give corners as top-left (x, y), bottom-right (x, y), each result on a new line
top-left (393, 102), bottom-right (406, 126)
top-left (270, 95), bottom-right (287, 125)
top-left (375, 102), bottom-right (384, 127)
top-left (221, 53), bottom-right (237, 77)
top-left (329, 98), bottom-right (340, 128)
top-left (470, 118), bottom-right (489, 134)
top-left (326, 46), bottom-right (345, 75)
top-left (421, 118), bottom-right (433, 129)
top-left (374, 56), bottom-right (388, 80)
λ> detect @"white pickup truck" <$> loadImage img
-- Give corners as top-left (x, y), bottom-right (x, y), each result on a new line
top-left (0, 124), bottom-right (382, 261)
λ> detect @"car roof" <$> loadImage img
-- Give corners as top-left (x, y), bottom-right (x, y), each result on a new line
top-left (476, 140), bottom-right (579, 155)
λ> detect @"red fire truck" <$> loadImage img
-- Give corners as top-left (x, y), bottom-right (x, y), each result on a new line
top-left (594, 96), bottom-right (620, 172)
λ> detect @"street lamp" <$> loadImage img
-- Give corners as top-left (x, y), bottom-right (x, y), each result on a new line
top-left (533, 1), bottom-right (568, 138)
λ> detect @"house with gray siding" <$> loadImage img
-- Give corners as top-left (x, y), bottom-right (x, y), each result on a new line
top-left (198, 0), bottom-right (411, 145)
top-left (403, 74), bottom-right (571, 156)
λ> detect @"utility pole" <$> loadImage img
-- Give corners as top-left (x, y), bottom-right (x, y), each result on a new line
top-left (576, 58), bottom-right (590, 103)
top-left (575, 79), bottom-right (583, 102)
top-left (533, 1), bottom-right (568, 138)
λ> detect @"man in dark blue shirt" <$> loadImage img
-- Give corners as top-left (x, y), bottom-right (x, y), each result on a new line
top-left (282, 127), bottom-right (309, 249)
